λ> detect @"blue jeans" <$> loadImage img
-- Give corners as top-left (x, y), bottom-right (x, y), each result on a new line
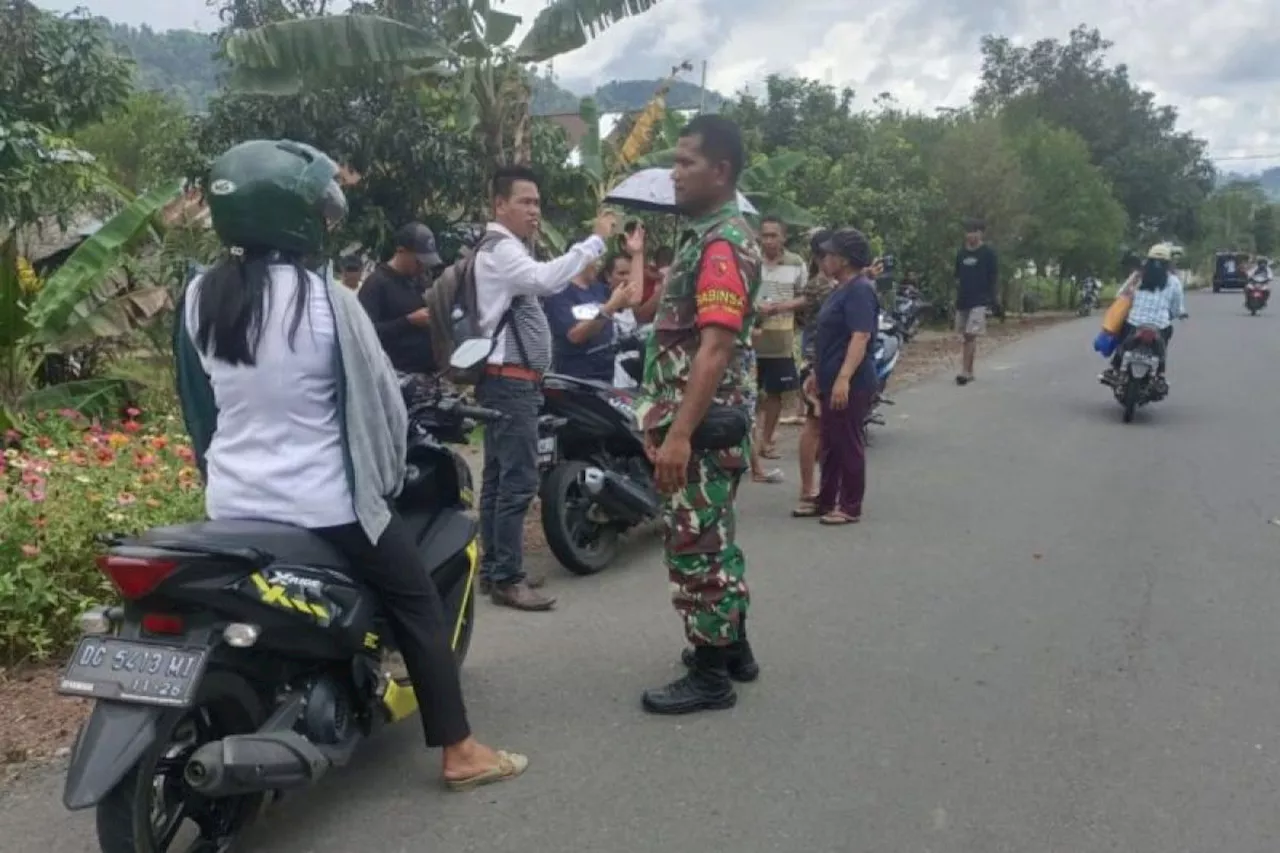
top-left (477, 376), bottom-right (542, 585)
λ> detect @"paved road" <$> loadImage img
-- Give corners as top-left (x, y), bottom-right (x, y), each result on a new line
top-left (6, 290), bottom-right (1280, 852)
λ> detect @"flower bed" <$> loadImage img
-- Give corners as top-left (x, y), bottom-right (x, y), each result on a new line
top-left (0, 408), bottom-right (203, 663)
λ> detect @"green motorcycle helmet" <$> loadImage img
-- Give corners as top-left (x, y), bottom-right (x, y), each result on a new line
top-left (206, 139), bottom-right (348, 255)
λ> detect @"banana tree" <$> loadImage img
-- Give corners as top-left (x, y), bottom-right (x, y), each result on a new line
top-left (1, 182), bottom-right (182, 418)
top-left (224, 1), bottom-right (664, 168)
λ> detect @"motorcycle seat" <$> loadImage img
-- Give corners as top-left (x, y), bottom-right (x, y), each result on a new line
top-left (138, 520), bottom-right (350, 569)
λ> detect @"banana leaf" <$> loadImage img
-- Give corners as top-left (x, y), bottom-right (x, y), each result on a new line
top-left (51, 286), bottom-right (173, 352)
top-left (18, 377), bottom-right (135, 420)
top-left (745, 193), bottom-right (818, 229)
top-left (539, 219), bottom-right (568, 255)
top-left (224, 15), bottom-right (453, 94)
top-left (514, 0), bottom-right (664, 63)
top-left (25, 182), bottom-right (181, 341)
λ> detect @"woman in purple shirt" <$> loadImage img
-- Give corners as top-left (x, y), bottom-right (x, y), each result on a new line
top-left (805, 228), bottom-right (879, 525)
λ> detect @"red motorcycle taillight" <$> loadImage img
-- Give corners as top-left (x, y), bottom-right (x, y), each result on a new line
top-left (95, 555), bottom-right (179, 599)
top-left (141, 613), bottom-right (185, 635)
top-left (1135, 328), bottom-right (1159, 344)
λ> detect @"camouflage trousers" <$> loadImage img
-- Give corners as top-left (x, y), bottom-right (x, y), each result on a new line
top-left (661, 444), bottom-right (750, 646)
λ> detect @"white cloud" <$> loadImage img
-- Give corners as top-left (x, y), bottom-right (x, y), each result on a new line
top-left (34, 0), bottom-right (1280, 173)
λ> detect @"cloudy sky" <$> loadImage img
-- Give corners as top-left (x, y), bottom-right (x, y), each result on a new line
top-left (37, 0), bottom-right (1280, 173)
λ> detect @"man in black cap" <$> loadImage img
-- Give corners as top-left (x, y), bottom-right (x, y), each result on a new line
top-left (338, 254), bottom-right (364, 290)
top-left (359, 222), bottom-right (444, 375)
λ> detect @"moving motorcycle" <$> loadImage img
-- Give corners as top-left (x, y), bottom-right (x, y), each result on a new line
top-left (1245, 270), bottom-right (1271, 315)
top-left (1108, 325), bottom-right (1170, 423)
top-left (58, 342), bottom-right (501, 853)
top-left (538, 305), bottom-right (658, 575)
top-left (1077, 277), bottom-right (1102, 317)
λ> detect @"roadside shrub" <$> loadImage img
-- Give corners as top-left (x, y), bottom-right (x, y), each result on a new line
top-left (0, 407), bottom-right (203, 663)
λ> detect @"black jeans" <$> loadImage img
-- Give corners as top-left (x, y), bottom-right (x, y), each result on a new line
top-left (476, 375), bottom-right (542, 585)
top-left (311, 512), bottom-right (470, 748)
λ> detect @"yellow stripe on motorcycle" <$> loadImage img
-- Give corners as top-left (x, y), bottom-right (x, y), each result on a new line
top-left (450, 539), bottom-right (480, 651)
top-left (382, 679), bottom-right (419, 722)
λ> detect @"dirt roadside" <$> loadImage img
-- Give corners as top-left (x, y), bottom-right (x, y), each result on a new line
top-left (0, 310), bottom-right (1077, 778)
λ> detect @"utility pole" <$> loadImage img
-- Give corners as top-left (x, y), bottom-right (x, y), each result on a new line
top-left (699, 59), bottom-right (708, 113)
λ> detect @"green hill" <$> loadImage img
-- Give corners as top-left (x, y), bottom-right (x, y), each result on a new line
top-left (98, 21), bottom-right (726, 117)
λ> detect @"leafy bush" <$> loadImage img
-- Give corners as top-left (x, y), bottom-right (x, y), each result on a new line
top-left (0, 406), bottom-right (202, 663)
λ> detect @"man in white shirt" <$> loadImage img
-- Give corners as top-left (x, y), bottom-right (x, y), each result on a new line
top-left (473, 165), bottom-right (615, 611)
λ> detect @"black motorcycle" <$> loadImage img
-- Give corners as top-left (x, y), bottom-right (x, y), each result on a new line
top-left (58, 359), bottom-right (502, 852)
top-left (538, 322), bottom-right (659, 575)
top-left (1109, 325), bottom-right (1169, 423)
top-left (1077, 277), bottom-right (1102, 317)
top-left (892, 284), bottom-right (930, 341)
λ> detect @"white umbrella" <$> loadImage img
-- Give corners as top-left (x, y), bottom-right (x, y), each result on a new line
top-left (603, 168), bottom-right (758, 216)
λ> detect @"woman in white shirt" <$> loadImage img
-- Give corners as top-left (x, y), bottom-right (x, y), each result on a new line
top-left (177, 139), bottom-right (526, 791)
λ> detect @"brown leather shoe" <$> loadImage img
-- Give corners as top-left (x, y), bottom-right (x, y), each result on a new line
top-left (490, 581), bottom-right (556, 611)
top-left (479, 574), bottom-right (545, 595)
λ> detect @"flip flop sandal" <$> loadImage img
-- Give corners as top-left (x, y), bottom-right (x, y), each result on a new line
top-left (792, 500), bottom-right (821, 517)
top-left (443, 750), bottom-right (529, 792)
top-left (760, 446), bottom-right (781, 459)
top-left (819, 511), bottom-right (860, 526)
top-left (779, 416), bottom-right (804, 426)
top-left (753, 468), bottom-right (784, 484)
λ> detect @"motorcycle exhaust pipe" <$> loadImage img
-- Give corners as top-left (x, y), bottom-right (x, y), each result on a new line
top-left (184, 731), bottom-right (331, 797)
top-left (580, 467), bottom-right (659, 524)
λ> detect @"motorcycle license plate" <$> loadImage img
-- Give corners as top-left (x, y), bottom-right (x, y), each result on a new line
top-left (58, 637), bottom-right (207, 708)
top-left (537, 436), bottom-right (557, 467)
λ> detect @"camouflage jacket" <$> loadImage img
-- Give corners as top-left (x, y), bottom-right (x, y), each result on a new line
top-left (797, 271), bottom-right (837, 362)
top-left (636, 201), bottom-right (762, 433)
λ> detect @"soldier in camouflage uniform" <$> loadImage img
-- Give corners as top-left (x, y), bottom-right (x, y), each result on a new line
top-left (635, 115), bottom-right (763, 715)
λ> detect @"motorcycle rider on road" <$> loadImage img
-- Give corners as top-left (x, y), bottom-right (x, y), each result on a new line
top-left (1103, 243), bottom-right (1184, 385)
top-left (174, 139), bottom-right (527, 791)
top-left (1252, 257), bottom-right (1273, 284)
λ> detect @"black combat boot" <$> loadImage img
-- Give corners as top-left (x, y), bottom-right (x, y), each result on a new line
top-left (643, 645), bottom-right (737, 715)
top-left (679, 617), bottom-right (759, 682)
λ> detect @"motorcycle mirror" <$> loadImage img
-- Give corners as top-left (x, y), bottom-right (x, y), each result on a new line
top-left (450, 338), bottom-right (492, 370)
top-left (571, 303), bottom-right (603, 322)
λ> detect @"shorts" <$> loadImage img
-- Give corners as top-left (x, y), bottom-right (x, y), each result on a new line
top-left (955, 307), bottom-right (987, 337)
top-left (756, 356), bottom-right (800, 394)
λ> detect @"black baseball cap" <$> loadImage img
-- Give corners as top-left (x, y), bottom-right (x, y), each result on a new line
top-left (339, 253), bottom-right (362, 271)
top-left (809, 227), bottom-right (834, 255)
top-left (819, 228), bottom-right (872, 268)
top-left (393, 222), bottom-right (443, 267)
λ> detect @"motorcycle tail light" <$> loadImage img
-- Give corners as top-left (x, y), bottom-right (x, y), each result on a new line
top-left (96, 554), bottom-right (180, 599)
top-left (1135, 328), bottom-right (1159, 344)
top-left (141, 613), bottom-right (185, 635)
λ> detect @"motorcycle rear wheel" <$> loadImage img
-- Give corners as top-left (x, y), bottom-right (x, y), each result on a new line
top-left (94, 673), bottom-right (264, 853)
top-left (541, 460), bottom-right (620, 575)
top-left (1121, 379), bottom-right (1140, 423)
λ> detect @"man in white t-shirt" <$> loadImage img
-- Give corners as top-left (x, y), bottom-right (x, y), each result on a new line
top-left (754, 216), bottom-right (806, 458)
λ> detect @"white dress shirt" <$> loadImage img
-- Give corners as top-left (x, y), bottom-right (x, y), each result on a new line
top-left (473, 223), bottom-right (606, 366)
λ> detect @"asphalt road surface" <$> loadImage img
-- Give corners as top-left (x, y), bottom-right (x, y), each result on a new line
top-left (6, 290), bottom-right (1280, 852)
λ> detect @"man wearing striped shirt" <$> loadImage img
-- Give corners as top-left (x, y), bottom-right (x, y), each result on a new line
top-left (473, 166), bottom-right (615, 611)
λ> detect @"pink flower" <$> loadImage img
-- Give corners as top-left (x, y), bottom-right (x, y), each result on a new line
top-left (116, 492), bottom-right (137, 507)
top-left (23, 487), bottom-right (46, 503)
top-left (122, 420), bottom-right (141, 434)
top-left (58, 408), bottom-right (82, 420)
top-left (126, 407), bottom-right (141, 418)
top-left (21, 544), bottom-right (39, 558)
top-left (134, 453), bottom-right (157, 468)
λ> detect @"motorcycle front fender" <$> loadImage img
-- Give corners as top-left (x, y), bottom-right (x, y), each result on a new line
top-left (63, 700), bottom-right (176, 810)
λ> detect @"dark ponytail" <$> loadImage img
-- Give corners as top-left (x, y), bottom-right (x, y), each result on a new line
top-left (194, 248), bottom-right (313, 366)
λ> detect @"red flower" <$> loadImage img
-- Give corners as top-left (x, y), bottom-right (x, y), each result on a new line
top-left (176, 446), bottom-right (195, 463)
top-left (150, 436), bottom-right (169, 451)
top-left (134, 453), bottom-right (157, 468)
top-left (35, 435), bottom-right (52, 449)
top-left (96, 448), bottom-right (116, 464)
top-left (122, 420), bottom-right (141, 434)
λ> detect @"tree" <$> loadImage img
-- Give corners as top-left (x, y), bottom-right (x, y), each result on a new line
top-left (1010, 118), bottom-right (1127, 279)
top-left (975, 25), bottom-right (1214, 244)
top-left (1253, 203), bottom-right (1277, 257)
top-left (75, 91), bottom-right (200, 193)
top-left (216, 0), bottom-right (664, 168)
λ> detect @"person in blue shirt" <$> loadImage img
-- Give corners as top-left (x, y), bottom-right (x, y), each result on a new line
top-left (544, 229), bottom-right (644, 381)
top-left (804, 228), bottom-right (879, 526)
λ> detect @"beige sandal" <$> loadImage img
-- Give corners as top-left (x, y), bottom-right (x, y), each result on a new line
top-left (443, 750), bottom-right (529, 792)
top-left (819, 511), bottom-right (860, 526)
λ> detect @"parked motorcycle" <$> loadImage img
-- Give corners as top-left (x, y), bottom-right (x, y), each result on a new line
top-left (538, 306), bottom-right (658, 575)
top-left (58, 342), bottom-right (501, 853)
top-left (1245, 275), bottom-right (1271, 315)
top-left (1108, 325), bottom-right (1169, 423)
top-left (891, 283), bottom-right (930, 341)
top-left (864, 313), bottom-right (904, 435)
top-left (1077, 277), bottom-right (1102, 317)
